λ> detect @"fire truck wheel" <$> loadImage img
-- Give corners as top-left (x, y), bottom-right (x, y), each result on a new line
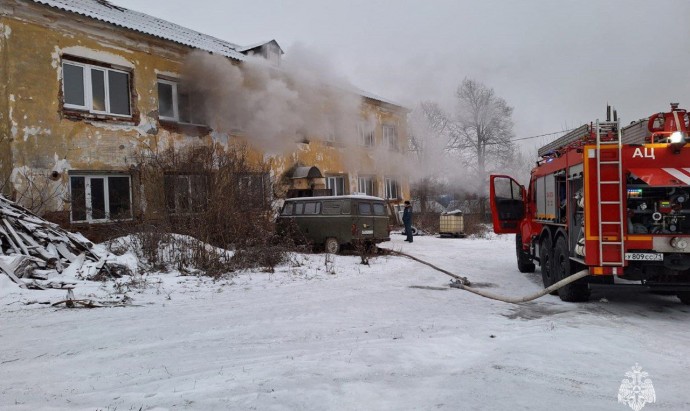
top-left (516, 234), bottom-right (535, 273)
top-left (678, 292), bottom-right (690, 305)
top-left (540, 235), bottom-right (555, 290)
top-left (553, 236), bottom-right (590, 302)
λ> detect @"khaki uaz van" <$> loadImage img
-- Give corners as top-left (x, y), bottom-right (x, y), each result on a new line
top-left (276, 195), bottom-right (391, 253)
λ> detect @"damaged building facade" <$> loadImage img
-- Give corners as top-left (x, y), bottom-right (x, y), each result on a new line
top-left (0, 0), bottom-right (409, 228)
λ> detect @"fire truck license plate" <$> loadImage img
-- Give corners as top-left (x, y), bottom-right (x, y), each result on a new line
top-left (625, 253), bottom-right (663, 261)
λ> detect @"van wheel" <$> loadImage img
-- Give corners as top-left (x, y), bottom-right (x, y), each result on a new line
top-left (324, 237), bottom-right (340, 254)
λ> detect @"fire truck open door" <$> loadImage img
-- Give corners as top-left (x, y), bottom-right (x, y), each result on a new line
top-left (490, 175), bottom-right (526, 234)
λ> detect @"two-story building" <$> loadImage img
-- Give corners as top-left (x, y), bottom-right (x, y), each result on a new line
top-left (0, 0), bottom-right (409, 227)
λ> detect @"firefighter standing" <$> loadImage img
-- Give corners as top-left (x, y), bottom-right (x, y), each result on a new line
top-left (403, 200), bottom-right (413, 243)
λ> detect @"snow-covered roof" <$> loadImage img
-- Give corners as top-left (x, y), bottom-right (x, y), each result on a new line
top-left (236, 39), bottom-right (284, 54)
top-left (31, 0), bottom-right (247, 61)
top-left (284, 194), bottom-right (386, 202)
top-left (30, 0), bottom-right (405, 110)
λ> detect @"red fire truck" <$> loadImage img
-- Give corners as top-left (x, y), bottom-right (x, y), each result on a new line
top-left (490, 103), bottom-right (690, 303)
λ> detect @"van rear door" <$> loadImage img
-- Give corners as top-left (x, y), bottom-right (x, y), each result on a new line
top-left (354, 201), bottom-right (375, 240)
top-left (372, 201), bottom-right (390, 241)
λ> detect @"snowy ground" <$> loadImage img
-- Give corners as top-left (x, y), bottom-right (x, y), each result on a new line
top-left (2, 234), bottom-right (689, 411)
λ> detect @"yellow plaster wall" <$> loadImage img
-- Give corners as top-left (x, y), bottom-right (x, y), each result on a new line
top-left (2, 0), bottom-right (409, 221)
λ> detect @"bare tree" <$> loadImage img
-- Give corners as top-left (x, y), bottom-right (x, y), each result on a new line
top-left (448, 78), bottom-right (516, 217)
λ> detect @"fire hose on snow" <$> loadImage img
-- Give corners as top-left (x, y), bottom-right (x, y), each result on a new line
top-left (389, 250), bottom-right (590, 304)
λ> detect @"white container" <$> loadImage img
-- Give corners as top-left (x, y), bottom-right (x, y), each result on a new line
top-left (439, 210), bottom-right (465, 237)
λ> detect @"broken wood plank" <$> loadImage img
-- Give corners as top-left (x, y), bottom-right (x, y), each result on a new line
top-left (0, 260), bottom-right (28, 288)
top-left (3, 219), bottom-right (30, 255)
top-left (55, 243), bottom-right (77, 263)
top-left (0, 222), bottom-right (22, 254)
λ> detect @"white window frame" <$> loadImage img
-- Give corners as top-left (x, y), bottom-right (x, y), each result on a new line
top-left (326, 175), bottom-right (347, 196)
top-left (383, 125), bottom-right (399, 151)
top-left (157, 78), bottom-right (180, 122)
top-left (69, 174), bottom-right (133, 223)
top-left (62, 60), bottom-right (131, 117)
top-left (384, 176), bottom-right (401, 200)
top-left (358, 176), bottom-right (376, 196)
top-left (156, 78), bottom-right (206, 125)
top-left (358, 123), bottom-right (374, 147)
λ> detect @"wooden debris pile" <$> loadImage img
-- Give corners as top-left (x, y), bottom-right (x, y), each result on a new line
top-left (0, 195), bottom-right (114, 289)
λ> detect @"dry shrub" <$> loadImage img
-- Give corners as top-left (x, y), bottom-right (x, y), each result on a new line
top-left (111, 143), bottom-right (300, 276)
top-left (462, 213), bottom-right (492, 237)
top-left (414, 211), bottom-right (441, 234)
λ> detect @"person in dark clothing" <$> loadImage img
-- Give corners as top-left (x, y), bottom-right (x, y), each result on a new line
top-left (402, 200), bottom-right (413, 242)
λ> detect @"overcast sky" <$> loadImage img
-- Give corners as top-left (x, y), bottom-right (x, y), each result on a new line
top-left (112, 0), bottom-right (690, 155)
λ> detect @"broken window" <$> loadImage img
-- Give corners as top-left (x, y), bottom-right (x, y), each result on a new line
top-left (384, 177), bottom-right (400, 200)
top-left (358, 176), bottom-right (376, 196)
top-left (357, 123), bottom-right (374, 147)
top-left (383, 125), bottom-right (399, 151)
top-left (62, 60), bottom-right (131, 116)
top-left (164, 174), bottom-right (210, 214)
top-left (157, 79), bottom-right (206, 125)
top-left (326, 175), bottom-right (347, 196)
top-left (69, 174), bottom-right (132, 222)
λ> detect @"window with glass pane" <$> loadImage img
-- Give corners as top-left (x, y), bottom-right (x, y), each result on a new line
top-left (63, 63), bottom-right (86, 107)
top-left (384, 177), bottom-right (400, 199)
top-left (358, 176), bottom-right (375, 196)
top-left (157, 82), bottom-right (175, 118)
top-left (383, 125), bottom-right (398, 151)
top-left (327, 176), bottom-right (346, 196)
top-left (358, 203), bottom-right (372, 215)
top-left (70, 176), bottom-right (87, 221)
top-left (62, 60), bottom-right (130, 116)
top-left (108, 71), bottom-right (131, 115)
top-left (90, 69), bottom-right (106, 111)
top-left (69, 174), bottom-right (132, 222)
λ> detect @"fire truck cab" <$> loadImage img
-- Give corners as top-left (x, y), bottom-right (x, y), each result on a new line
top-left (490, 104), bottom-right (690, 303)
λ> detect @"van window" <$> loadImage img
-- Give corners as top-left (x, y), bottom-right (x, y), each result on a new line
top-left (295, 203), bottom-right (304, 215)
top-left (282, 203), bottom-right (294, 215)
top-left (304, 202), bottom-right (320, 215)
top-left (342, 200), bottom-right (351, 214)
top-left (358, 202), bottom-right (372, 215)
top-left (373, 203), bottom-right (386, 216)
top-left (322, 201), bottom-right (342, 215)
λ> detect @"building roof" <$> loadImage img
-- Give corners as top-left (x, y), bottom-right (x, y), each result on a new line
top-left (236, 39), bottom-right (284, 54)
top-left (31, 0), bottom-right (247, 61)
top-left (30, 0), bottom-right (405, 109)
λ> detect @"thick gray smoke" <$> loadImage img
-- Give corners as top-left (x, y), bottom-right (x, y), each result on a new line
top-left (182, 47), bottom-right (370, 156)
